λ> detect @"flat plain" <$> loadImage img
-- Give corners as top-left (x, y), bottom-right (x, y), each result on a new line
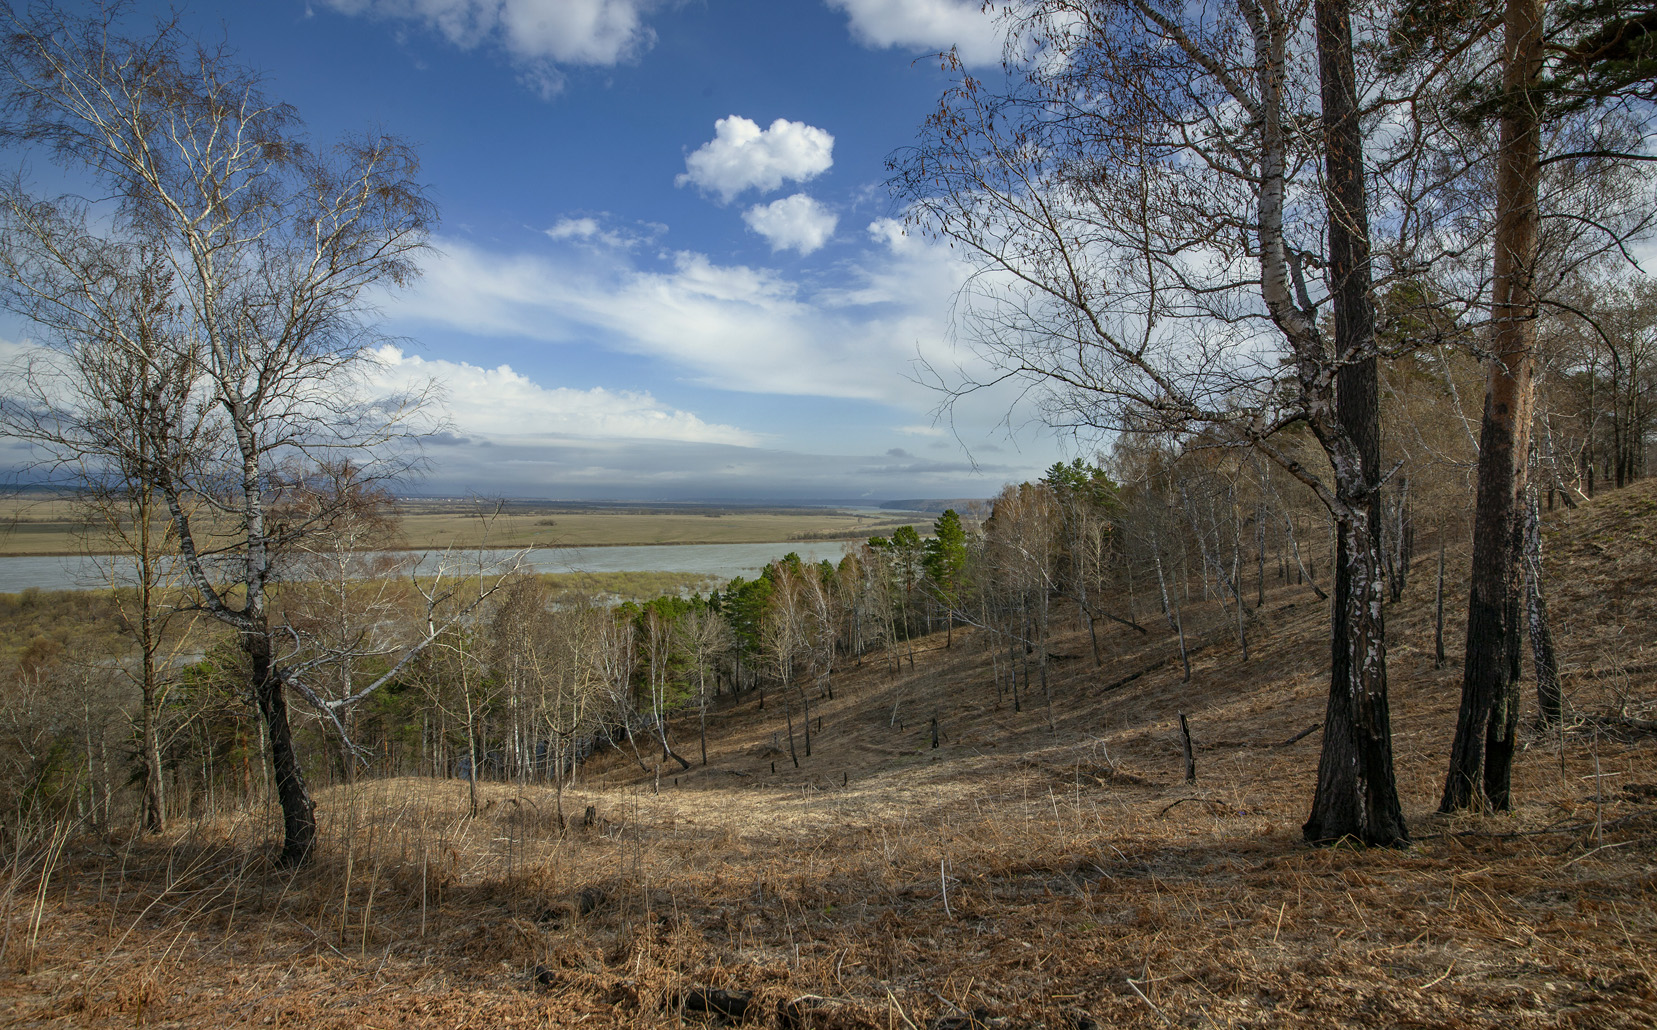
top-left (0, 495), bottom-right (930, 556)
top-left (391, 500), bottom-right (925, 551)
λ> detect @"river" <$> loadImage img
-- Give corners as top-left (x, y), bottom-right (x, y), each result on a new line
top-left (0, 540), bottom-right (857, 594)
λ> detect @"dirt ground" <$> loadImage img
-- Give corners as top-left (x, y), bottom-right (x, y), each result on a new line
top-left (1, 487), bottom-right (1654, 1029)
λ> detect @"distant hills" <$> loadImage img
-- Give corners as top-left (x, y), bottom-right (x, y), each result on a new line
top-left (877, 498), bottom-right (988, 514)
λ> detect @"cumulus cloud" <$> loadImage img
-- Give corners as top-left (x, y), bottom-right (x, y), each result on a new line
top-left (676, 116), bottom-right (834, 203)
top-left (367, 345), bottom-right (760, 446)
top-left (320, 0), bottom-right (658, 96)
top-left (827, 0), bottom-right (1006, 67)
top-left (742, 194), bottom-right (838, 255)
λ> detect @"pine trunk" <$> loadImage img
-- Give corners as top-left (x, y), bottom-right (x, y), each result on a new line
top-left (1442, 0), bottom-right (1542, 813)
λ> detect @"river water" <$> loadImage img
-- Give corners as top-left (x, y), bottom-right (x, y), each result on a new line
top-left (0, 540), bottom-right (857, 594)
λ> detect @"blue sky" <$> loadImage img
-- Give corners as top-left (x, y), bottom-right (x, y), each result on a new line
top-left (6, 1), bottom-right (1079, 503)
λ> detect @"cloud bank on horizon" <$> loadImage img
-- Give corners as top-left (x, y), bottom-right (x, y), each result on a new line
top-left (368, 345), bottom-right (760, 447)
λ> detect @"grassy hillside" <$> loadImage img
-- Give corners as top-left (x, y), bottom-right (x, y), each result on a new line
top-left (2, 484), bottom-right (1653, 1028)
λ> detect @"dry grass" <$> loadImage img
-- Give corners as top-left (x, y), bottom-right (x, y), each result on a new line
top-left (2, 487), bottom-right (1655, 1028)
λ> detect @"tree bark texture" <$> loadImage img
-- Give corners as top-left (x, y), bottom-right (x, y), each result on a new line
top-left (140, 689), bottom-right (165, 833)
top-left (1179, 713), bottom-right (1195, 783)
top-left (250, 635), bottom-right (317, 865)
top-left (1435, 535), bottom-right (1448, 668)
top-left (1303, 0), bottom-right (1408, 846)
top-left (1525, 489), bottom-right (1563, 726)
top-left (1442, 0), bottom-right (1543, 814)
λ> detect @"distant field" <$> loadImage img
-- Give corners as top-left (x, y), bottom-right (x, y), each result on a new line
top-left (0, 496), bottom-right (107, 556)
top-left (393, 505), bottom-right (922, 550)
top-left (0, 495), bottom-right (930, 555)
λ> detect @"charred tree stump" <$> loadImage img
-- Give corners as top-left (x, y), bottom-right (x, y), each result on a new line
top-left (785, 704), bottom-right (799, 769)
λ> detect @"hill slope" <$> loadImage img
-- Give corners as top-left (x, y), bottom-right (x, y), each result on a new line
top-left (4, 483), bottom-right (1655, 1028)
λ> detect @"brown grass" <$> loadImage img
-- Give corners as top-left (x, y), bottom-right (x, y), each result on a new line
top-left (2, 486), bottom-right (1655, 1028)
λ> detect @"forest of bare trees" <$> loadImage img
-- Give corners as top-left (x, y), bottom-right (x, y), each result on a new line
top-left (4, 339), bottom-right (1652, 859)
top-left (1, 0), bottom-right (1656, 868)
top-left (890, 0), bottom-right (1656, 840)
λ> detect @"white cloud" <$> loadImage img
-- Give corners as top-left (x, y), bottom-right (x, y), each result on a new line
top-left (396, 236), bottom-right (947, 401)
top-left (542, 215), bottom-right (661, 249)
top-left (827, 0), bottom-right (1007, 67)
top-left (384, 227), bottom-right (1070, 476)
top-left (402, 434), bottom-right (1030, 501)
top-left (545, 216), bottom-right (603, 240)
top-left (321, 0), bottom-right (657, 96)
top-left (356, 344), bottom-right (1039, 501)
top-left (742, 194), bottom-right (838, 255)
top-left (367, 345), bottom-right (760, 446)
top-left (676, 116), bottom-right (834, 203)
top-left (812, 218), bottom-right (966, 313)
top-left (865, 217), bottom-right (914, 252)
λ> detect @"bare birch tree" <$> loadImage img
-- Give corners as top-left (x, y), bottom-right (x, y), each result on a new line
top-left (0, 212), bottom-right (205, 832)
top-left (891, 0), bottom-right (1411, 843)
top-left (0, 5), bottom-right (440, 863)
